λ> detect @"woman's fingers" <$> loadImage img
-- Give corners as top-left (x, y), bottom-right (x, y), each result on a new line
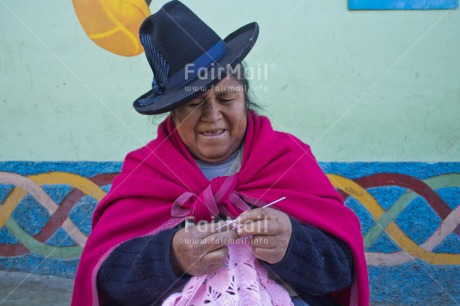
top-left (202, 246), bottom-right (228, 266)
top-left (171, 221), bottom-right (240, 276)
top-left (252, 246), bottom-right (286, 264)
top-left (199, 229), bottom-right (239, 252)
top-left (250, 234), bottom-right (279, 248)
top-left (236, 208), bottom-right (278, 224)
top-left (236, 207), bottom-right (289, 237)
top-left (236, 219), bottom-right (282, 237)
top-left (180, 246), bottom-right (228, 275)
top-left (190, 221), bottom-right (229, 238)
top-left (234, 207), bottom-right (293, 264)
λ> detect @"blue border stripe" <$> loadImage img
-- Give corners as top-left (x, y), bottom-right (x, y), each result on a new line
top-left (1, 161), bottom-right (459, 179)
top-left (349, 0), bottom-right (458, 10)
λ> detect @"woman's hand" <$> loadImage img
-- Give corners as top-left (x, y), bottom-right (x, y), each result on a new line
top-left (235, 208), bottom-right (292, 264)
top-left (172, 221), bottom-right (238, 276)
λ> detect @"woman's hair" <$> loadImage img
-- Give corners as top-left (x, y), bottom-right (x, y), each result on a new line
top-left (229, 61), bottom-right (262, 113)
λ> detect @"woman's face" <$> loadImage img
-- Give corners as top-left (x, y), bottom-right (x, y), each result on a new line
top-left (172, 77), bottom-right (247, 163)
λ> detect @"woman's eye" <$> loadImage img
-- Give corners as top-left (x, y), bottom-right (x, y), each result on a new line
top-left (219, 97), bottom-right (235, 103)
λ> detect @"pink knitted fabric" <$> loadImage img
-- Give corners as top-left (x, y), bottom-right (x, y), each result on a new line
top-left (163, 240), bottom-right (294, 306)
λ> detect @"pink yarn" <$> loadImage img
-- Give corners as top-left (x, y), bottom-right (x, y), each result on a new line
top-left (163, 241), bottom-right (294, 306)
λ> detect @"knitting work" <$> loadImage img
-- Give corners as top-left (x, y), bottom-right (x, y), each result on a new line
top-left (163, 240), bottom-right (294, 306)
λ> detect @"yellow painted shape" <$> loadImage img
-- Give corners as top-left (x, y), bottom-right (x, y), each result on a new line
top-left (327, 174), bottom-right (460, 265)
top-left (0, 172), bottom-right (106, 227)
top-left (72, 0), bottom-right (151, 56)
top-left (0, 185), bottom-right (26, 227)
top-left (89, 26), bottom-right (122, 40)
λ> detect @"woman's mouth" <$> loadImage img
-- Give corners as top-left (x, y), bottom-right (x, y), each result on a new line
top-left (200, 129), bottom-right (225, 137)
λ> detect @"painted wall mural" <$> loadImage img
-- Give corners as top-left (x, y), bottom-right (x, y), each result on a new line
top-left (0, 162), bottom-right (458, 304)
top-left (72, 0), bottom-right (152, 56)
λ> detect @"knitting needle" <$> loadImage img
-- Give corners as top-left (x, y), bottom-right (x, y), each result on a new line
top-left (215, 196), bottom-right (286, 230)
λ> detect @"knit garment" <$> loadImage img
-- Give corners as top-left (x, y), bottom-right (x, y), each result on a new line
top-left (163, 240), bottom-right (294, 306)
top-left (72, 111), bottom-right (369, 306)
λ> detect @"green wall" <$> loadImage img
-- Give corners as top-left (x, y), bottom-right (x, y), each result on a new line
top-left (1, 0), bottom-right (459, 161)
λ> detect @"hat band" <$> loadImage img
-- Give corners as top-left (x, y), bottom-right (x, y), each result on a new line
top-left (165, 40), bottom-right (228, 90)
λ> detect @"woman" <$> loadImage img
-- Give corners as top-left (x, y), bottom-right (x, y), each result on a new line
top-left (72, 1), bottom-right (369, 305)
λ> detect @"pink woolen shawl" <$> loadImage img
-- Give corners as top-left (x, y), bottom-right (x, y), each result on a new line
top-left (71, 111), bottom-right (369, 306)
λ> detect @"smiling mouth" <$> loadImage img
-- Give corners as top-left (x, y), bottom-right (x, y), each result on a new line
top-left (200, 129), bottom-right (225, 136)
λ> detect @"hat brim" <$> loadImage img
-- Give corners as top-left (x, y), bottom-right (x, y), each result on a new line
top-left (133, 22), bottom-right (259, 115)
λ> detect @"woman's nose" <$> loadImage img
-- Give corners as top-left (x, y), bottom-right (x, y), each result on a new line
top-left (201, 100), bottom-right (222, 122)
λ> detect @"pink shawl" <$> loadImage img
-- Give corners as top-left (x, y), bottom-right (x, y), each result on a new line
top-left (71, 111), bottom-right (369, 306)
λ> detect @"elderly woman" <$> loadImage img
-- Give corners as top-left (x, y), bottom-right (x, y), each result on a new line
top-left (72, 1), bottom-right (369, 306)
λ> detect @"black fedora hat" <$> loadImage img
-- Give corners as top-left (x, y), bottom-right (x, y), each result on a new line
top-left (133, 0), bottom-right (259, 115)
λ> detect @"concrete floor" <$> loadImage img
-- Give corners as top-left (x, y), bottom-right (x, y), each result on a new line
top-left (0, 271), bottom-right (73, 306)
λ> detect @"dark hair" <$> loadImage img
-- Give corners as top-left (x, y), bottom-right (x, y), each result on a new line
top-left (229, 61), bottom-right (263, 113)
